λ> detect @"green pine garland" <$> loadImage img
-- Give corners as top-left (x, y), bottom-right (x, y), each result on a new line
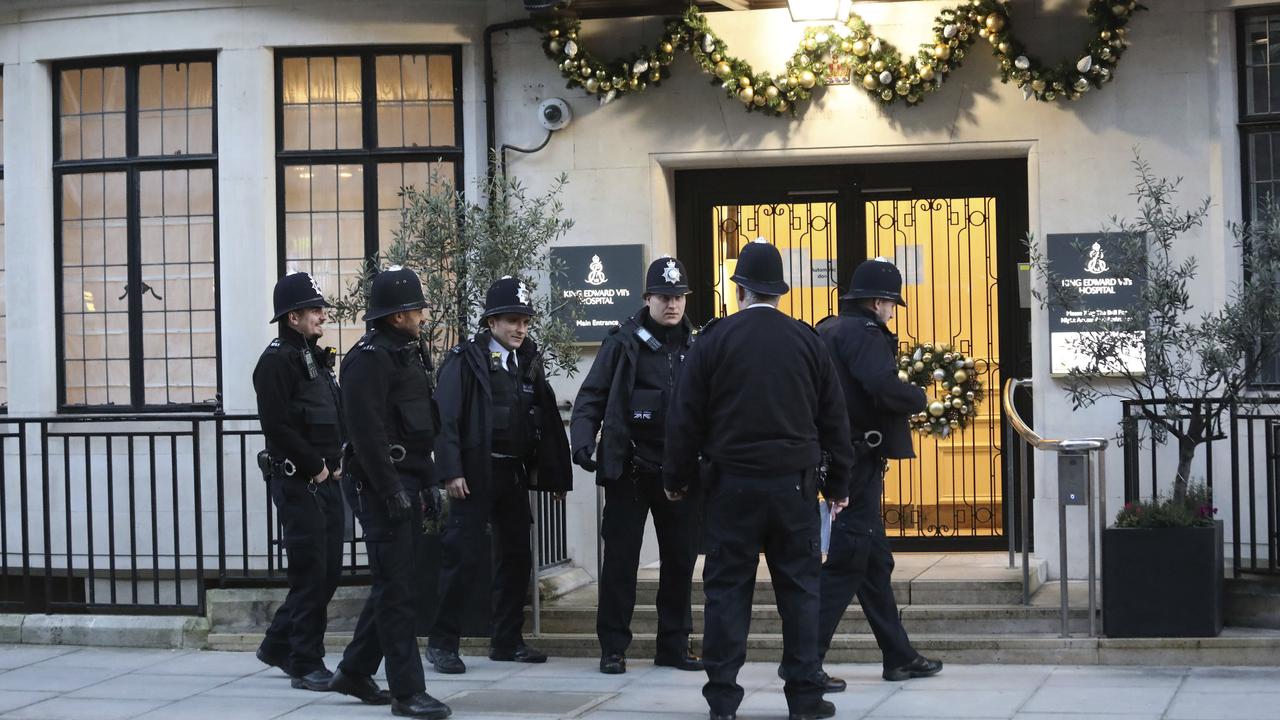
top-left (539, 0), bottom-right (1144, 117)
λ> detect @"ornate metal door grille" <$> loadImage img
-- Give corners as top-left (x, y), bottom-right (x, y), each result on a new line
top-left (866, 197), bottom-right (1004, 541)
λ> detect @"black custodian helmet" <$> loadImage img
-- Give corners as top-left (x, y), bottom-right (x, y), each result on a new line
top-left (730, 239), bottom-right (789, 296)
top-left (481, 276), bottom-right (537, 319)
top-left (841, 257), bottom-right (907, 307)
top-left (271, 271), bottom-right (331, 323)
top-left (363, 266), bottom-right (428, 321)
top-left (644, 256), bottom-right (691, 295)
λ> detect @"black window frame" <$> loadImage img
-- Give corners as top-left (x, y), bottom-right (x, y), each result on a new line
top-left (1238, 8), bottom-right (1280, 388)
top-left (52, 51), bottom-right (222, 413)
top-left (0, 65), bottom-right (7, 411)
top-left (273, 45), bottom-right (465, 277)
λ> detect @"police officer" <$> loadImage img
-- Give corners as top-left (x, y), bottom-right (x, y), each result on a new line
top-left (253, 272), bottom-right (345, 692)
top-left (572, 256), bottom-right (703, 676)
top-left (329, 267), bottom-right (451, 719)
top-left (427, 276), bottom-right (572, 674)
top-left (664, 240), bottom-right (854, 720)
top-left (814, 258), bottom-right (943, 688)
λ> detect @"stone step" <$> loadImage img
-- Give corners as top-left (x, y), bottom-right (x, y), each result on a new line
top-left (206, 629), bottom-right (1280, 666)
top-left (531, 603), bottom-right (1091, 636)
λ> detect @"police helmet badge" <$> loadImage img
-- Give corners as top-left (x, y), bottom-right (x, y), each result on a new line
top-left (662, 259), bottom-right (682, 285)
top-left (516, 281), bottom-right (531, 306)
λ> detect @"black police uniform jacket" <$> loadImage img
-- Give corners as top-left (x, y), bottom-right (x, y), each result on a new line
top-left (340, 325), bottom-right (440, 499)
top-left (253, 327), bottom-right (343, 477)
top-left (663, 306), bottom-right (855, 501)
top-left (816, 306), bottom-right (927, 530)
top-left (570, 307), bottom-right (696, 486)
top-left (433, 329), bottom-right (572, 494)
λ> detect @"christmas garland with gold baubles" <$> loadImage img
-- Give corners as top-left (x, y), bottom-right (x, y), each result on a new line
top-left (898, 342), bottom-right (984, 439)
top-left (539, 0), bottom-right (1143, 116)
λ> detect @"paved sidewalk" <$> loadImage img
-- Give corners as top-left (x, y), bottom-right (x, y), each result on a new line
top-left (1, 644), bottom-right (1278, 719)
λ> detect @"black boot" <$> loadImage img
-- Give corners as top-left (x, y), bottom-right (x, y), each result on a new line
top-left (328, 667), bottom-right (391, 705)
top-left (290, 667), bottom-right (334, 692)
top-left (427, 647), bottom-right (466, 674)
top-left (489, 644), bottom-right (547, 663)
top-left (883, 655), bottom-right (943, 682)
top-left (255, 646), bottom-right (294, 677)
top-left (788, 699), bottom-right (835, 720)
top-left (392, 691), bottom-right (452, 719)
top-left (654, 650), bottom-right (704, 671)
top-left (600, 654), bottom-right (626, 674)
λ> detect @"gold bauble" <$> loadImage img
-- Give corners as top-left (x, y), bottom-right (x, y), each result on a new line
top-left (738, 76), bottom-right (753, 88)
top-left (978, 28), bottom-right (989, 39)
top-left (954, 369), bottom-right (968, 383)
top-left (777, 99), bottom-right (789, 112)
top-left (803, 37), bottom-right (819, 52)
top-left (715, 61), bottom-right (732, 79)
top-left (862, 73), bottom-right (879, 90)
top-left (943, 353), bottom-right (954, 363)
top-left (966, 358), bottom-right (976, 369)
top-left (920, 65), bottom-right (936, 81)
top-left (841, 41), bottom-right (854, 53)
top-left (898, 370), bottom-right (910, 382)
top-left (873, 60), bottom-right (886, 73)
top-left (950, 386), bottom-right (963, 396)
top-left (934, 43), bottom-right (952, 61)
top-left (548, 40), bottom-right (562, 54)
top-left (1031, 79), bottom-right (1046, 93)
top-left (1073, 77), bottom-right (1090, 92)
top-left (600, 81), bottom-right (613, 91)
top-left (765, 85), bottom-right (780, 100)
top-left (1111, 3), bottom-right (1128, 16)
top-left (738, 87), bottom-right (755, 104)
top-left (949, 420), bottom-right (960, 428)
top-left (581, 66), bottom-right (593, 77)
top-left (922, 353), bottom-right (933, 363)
top-left (985, 13), bottom-right (1005, 32)
top-left (584, 77), bottom-right (600, 93)
top-left (799, 70), bottom-right (817, 89)
top-left (1100, 30), bottom-right (1112, 40)
top-left (711, 52), bottom-right (723, 63)
top-left (549, 28), bottom-right (560, 38)
top-left (928, 401), bottom-right (946, 417)
top-left (752, 94), bottom-right (766, 106)
top-left (650, 70), bottom-right (662, 82)
top-left (661, 42), bottom-right (674, 54)
top-left (913, 361), bottom-right (925, 372)
top-left (629, 78), bottom-right (640, 90)
top-left (852, 39), bottom-right (870, 57)
top-left (895, 80), bottom-right (910, 95)
top-left (952, 398), bottom-right (964, 409)
top-left (997, 41), bottom-right (1011, 54)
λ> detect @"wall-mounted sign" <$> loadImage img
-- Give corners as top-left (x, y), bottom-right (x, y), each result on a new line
top-left (551, 245), bottom-right (645, 343)
top-left (1046, 233), bottom-right (1146, 375)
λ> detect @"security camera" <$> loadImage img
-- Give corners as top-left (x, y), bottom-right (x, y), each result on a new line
top-left (538, 98), bottom-right (572, 132)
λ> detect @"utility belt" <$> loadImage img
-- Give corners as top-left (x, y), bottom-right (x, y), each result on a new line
top-left (628, 452), bottom-right (663, 478)
top-left (851, 430), bottom-right (884, 460)
top-left (713, 464), bottom-right (817, 498)
top-left (257, 449), bottom-right (337, 495)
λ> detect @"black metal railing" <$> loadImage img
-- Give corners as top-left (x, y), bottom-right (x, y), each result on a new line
top-left (0, 413), bottom-right (571, 616)
top-left (1120, 397), bottom-right (1280, 577)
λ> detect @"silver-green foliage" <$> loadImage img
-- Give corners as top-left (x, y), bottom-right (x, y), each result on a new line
top-left (331, 168), bottom-right (582, 377)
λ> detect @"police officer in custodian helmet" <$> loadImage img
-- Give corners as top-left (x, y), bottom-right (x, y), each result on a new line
top-left (329, 267), bottom-right (451, 719)
top-left (253, 272), bottom-right (345, 692)
top-left (571, 256), bottom-right (703, 675)
top-left (664, 240), bottom-right (855, 720)
top-left (427, 276), bottom-right (572, 674)
top-left (814, 258), bottom-right (943, 689)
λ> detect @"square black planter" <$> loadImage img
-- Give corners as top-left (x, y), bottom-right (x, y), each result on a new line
top-left (1102, 521), bottom-right (1224, 637)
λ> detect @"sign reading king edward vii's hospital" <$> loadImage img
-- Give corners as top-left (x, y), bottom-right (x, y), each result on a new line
top-left (551, 245), bottom-right (644, 343)
top-left (1046, 232), bottom-right (1146, 375)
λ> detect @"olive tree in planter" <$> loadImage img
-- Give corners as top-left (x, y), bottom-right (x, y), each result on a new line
top-left (331, 168), bottom-right (581, 377)
top-left (1031, 156), bottom-right (1280, 637)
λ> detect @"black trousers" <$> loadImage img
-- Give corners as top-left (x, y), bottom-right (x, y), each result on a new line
top-left (596, 467), bottom-right (696, 659)
top-left (429, 458), bottom-right (532, 654)
top-left (339, 475), bottom-right (427, 698)
top-left (702, 472), bottom-right (824, 716)
top-left (817, 466), bottom-right (916, 670)
top-left (261, 472), bottom-right (344, 675)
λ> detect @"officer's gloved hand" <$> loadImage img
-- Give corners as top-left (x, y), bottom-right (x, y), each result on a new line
top-left (573, 447), bottom-right (599, 473)
top-left (385, 489), bottom-right (414, 521)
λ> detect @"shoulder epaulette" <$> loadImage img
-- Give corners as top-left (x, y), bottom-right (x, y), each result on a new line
top-left (450, 343), bottom-right (465, 355)
top-left (267, 338), bottom-right (281, 348)
top-left (695, 317), bottom-right (721, 336)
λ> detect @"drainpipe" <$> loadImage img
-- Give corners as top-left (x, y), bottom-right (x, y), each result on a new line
top-left (484, 17), bottom-right (538, 186)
